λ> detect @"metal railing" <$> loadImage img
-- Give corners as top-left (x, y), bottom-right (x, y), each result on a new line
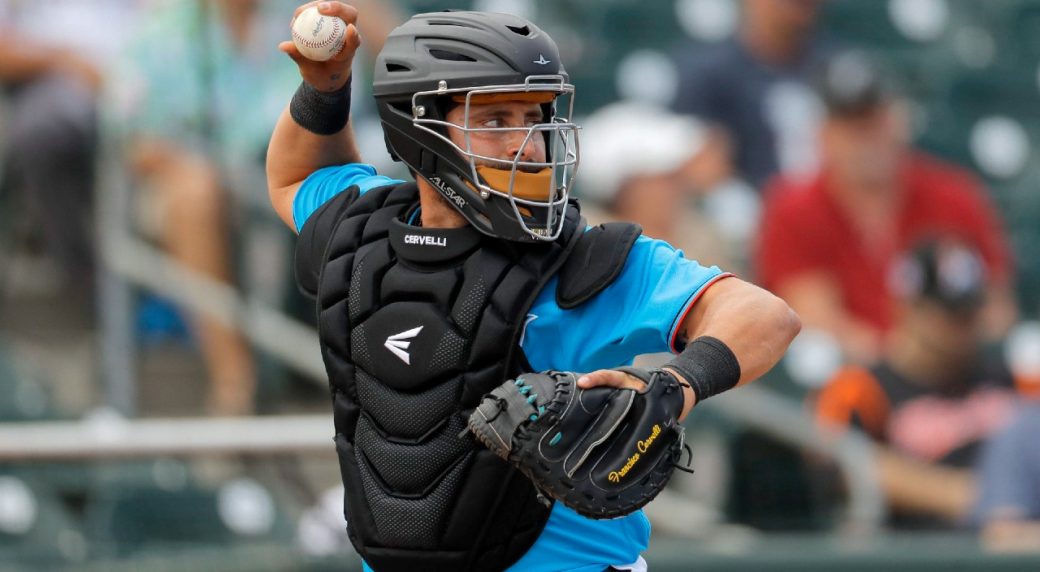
top-left (0, 398), bottom-right (884, 534)
top-left (0, 414), bottom-right (333, 461)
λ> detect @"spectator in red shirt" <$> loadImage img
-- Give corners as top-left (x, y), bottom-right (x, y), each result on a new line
top-left (755, 52), bottom-right (1016, 362)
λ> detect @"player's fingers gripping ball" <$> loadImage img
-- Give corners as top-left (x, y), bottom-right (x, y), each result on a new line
top-left (292, 5), bottom-right (347, 62)
top-left (467, 368), bottom-right (693, 519)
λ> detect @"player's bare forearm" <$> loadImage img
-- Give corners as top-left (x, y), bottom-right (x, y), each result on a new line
top-left (267, 107), bottom-right (361, 228)
top-left (267, 1), bottom-right (363, 230)
top-left (578, 278), bottom-right (799, 420)
top-left (678, 277), bottom-right (800, 386)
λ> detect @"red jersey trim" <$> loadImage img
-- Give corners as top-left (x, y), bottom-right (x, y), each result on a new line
top-left (668, 272), bottom-right (735, 353)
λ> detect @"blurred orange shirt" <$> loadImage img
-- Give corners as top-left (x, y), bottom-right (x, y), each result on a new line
top-left (755, 152), bottom-right (1012, 333)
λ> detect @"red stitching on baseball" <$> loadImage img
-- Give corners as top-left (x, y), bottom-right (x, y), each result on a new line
top-left (293, 17), bottom-right (343, 50)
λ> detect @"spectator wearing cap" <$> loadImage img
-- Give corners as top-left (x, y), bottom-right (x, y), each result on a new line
top-left (756, 51), bottom-right (1017, 363)
top-left (578, 101), bottom-right (747, 271)
top-left (672, 0), bottom-right (832, 189)
top-left (814, 239), bottom-right (1022, 529)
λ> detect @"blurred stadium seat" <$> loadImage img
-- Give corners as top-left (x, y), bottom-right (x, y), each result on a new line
top-left (0, 474), bottom-right (90, 568)
top-left (85, 475), bottom-right (294, 560)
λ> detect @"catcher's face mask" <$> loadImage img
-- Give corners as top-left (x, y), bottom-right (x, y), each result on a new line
top-left (410, 78), bottom-right (580, 241)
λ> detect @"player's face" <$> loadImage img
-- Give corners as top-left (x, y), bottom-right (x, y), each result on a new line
top-left (445, 101), bottom-right (548, 171)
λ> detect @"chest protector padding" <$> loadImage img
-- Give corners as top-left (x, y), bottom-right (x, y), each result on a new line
top-left (296, 182), bottom-right (639, 572)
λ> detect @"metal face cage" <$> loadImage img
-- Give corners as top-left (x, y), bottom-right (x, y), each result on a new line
top-left (411, 75), bottom-right (580, 241)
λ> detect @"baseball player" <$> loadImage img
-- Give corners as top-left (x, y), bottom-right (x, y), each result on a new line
top-left (267, 3), bottom-right (800, 571)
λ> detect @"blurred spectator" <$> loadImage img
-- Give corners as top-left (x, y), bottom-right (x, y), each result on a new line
top-left (107, 0), bottom-right (400, 415)
top-left (578, 101), bottom-right (749, 270)
top-left (814, 239), bottom-right (1020, 528)
top-left (976, 405), bottom-right (1040, 552)
top-left (108, 0), bottom-right (300, 415)
top-left (672, 0), bottom-right (830, 188)
top-left (0, 0), bottom-right (138, 316)
top-left (756, 52), bottom-right (1016, 363)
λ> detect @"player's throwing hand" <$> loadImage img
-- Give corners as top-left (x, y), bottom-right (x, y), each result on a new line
top-left (280, 2), bottom-right (361, 92)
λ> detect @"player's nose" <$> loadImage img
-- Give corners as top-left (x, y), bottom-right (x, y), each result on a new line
top-left (505, 130), bottom-right (537, 163)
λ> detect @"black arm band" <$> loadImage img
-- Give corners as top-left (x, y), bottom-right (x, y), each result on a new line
top-left (664, 336), bottom-right (741, 403)
top-left (289, 77), bottom-right (351, 135)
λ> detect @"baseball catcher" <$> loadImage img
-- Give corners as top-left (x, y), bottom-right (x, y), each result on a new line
top-left (267, 3), bottom-right (800, 571)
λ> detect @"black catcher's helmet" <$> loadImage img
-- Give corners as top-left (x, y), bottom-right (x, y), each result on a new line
top-left (373, 11), bottom-right (579, 242)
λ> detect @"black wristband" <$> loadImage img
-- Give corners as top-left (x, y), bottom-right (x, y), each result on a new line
top-left (289, 77), bottom-right (351, 135)
top-left (665, 336), bottom-right (741, 403)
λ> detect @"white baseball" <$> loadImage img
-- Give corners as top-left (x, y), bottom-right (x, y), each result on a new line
top-left (291, 6), bottom-right (347, 62)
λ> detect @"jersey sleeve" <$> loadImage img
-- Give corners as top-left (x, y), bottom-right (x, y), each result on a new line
top-left (524, 235), bottom-right (730, 373)
top-left (601, 235), bottom-right (732, 355)
top-left (293, 163), bottom-right (404, 232)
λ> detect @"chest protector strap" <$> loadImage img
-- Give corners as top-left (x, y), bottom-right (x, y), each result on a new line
top-left (296, 183), bottom-right (639, 572)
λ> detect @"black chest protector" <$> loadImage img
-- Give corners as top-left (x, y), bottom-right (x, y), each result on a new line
top-left (295, 182), bottom-right (640, 572)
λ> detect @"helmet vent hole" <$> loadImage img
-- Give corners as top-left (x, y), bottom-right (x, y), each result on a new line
top-left (428, 20), bottom-right (479, 29)
top-left (386, 62), bottom-right (411, 72)
top-left (506, 24), bottom-right (530, 36)
top-left (428, 49), bottom-right (476, 62)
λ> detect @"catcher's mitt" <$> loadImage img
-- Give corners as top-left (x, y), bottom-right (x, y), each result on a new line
top-left (467, 367), bottom-right (692, 519)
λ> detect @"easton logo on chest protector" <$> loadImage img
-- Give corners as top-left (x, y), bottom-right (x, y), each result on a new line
top-left (384, 326), bottom-right (423, 364)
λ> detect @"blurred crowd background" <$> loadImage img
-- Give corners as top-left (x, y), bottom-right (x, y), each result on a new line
top-left (3, 0), bottom-right (1040, 570)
